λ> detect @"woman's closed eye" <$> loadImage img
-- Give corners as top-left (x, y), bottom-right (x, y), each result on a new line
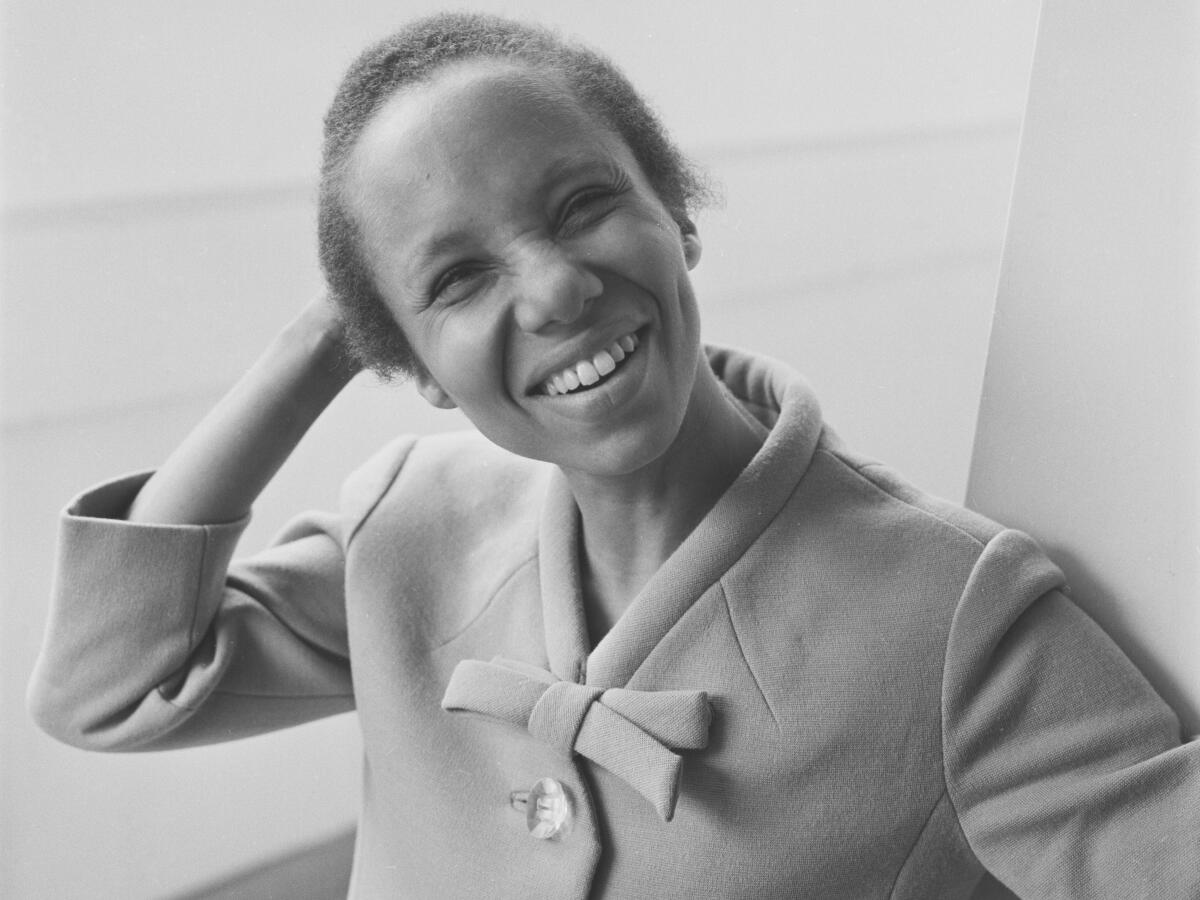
top-left (423, 173), bottom-right (630, 306)
top-left (557, 177), bottom-right (629, 236)
top-left (429, 262), bottom-right (493, 306)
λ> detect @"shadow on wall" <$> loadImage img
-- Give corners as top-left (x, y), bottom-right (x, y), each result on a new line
top-left (174, 827), bottom-right (356, 900)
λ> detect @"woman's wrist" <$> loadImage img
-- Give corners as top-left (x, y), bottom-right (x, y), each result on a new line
top-left (126, 298), bottom-right (361, 525)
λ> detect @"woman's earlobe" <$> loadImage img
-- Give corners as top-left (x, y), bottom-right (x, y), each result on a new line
top-left (415, 375), bottom-right (458, 410)
top-left (682, 229), bottom-right (703, 270)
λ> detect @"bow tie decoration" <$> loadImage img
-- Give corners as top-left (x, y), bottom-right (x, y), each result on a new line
top-left (441, 657), bottom-right (711, 821)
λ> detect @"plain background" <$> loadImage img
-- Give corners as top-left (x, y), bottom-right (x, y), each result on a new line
top-left (2, 2), bottom-right (1042, 896)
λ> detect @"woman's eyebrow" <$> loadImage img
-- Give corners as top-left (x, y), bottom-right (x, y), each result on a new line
top-left (407, 230), bottom-right (474, 283)
top-left (401, 154), bottom-right (626, 287)
top-left (540, 154), bottom-right (621, 185)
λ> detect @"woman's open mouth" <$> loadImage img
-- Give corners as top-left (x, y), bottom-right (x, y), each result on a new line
top-left (540, 333), bottom-right (639, 397)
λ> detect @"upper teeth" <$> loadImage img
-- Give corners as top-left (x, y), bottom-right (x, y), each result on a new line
top-left (543, 333), bottom-right (638, 397)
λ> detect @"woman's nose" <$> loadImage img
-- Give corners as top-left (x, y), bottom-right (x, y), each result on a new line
top-left (511, 245), bottom-right (604, 333)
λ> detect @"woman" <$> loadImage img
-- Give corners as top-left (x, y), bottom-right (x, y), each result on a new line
top-left (28, 13), bottom-right (1200, 899)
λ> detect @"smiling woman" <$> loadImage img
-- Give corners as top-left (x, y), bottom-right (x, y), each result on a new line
top-left (342, 62), bottom-right (728, 481)
top-left (24, 11), bottom-right (1200, 900)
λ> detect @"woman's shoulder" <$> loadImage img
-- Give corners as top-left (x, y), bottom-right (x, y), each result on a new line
top-left (800, 429), bottom-right (1067, 620)
top-left (339, 430), bottom-right (550, 539)
top-left (810, 428), bottom-right (1004, 552)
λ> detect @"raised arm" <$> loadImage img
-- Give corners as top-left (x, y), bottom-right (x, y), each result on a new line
top-left (127, 295), bottom-right (359, 525)
top-left (29, 297), bottom-right (371, 750)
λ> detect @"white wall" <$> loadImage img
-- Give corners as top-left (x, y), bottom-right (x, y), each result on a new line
top-left (0, 2), bottom-right (1039, 896)
top-left (968, 1), bottom-right (1200, 732)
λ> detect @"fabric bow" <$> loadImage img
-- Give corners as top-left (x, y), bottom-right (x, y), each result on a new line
top-left (441, 657), bottom-right (711, 821)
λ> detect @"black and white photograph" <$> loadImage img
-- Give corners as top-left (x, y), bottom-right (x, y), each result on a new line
top-left (2, 2), bottom-right (1197, 897)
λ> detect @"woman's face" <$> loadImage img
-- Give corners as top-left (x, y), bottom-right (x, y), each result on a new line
top-left (345, 62), bottom-right (704, 476)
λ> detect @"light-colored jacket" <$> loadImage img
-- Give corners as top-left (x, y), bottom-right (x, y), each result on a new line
top-left (29, 347), bottom-right (1200, 898)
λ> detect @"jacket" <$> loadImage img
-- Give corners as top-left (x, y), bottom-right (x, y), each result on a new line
top-left (28, 346), bottom-right (1200, 898)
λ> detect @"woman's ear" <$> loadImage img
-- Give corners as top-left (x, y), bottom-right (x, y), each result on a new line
top-left (415, 372), bottom-right (458, 409)
top-left (681, 223), bottom-right (702, 270)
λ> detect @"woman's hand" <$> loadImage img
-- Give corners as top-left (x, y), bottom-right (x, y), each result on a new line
top-left (290, 293), bottom-right (361, 377)
top-left (126, 296), bottom-right (360, 525)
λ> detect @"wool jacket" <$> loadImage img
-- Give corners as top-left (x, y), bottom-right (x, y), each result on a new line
top-left (29, 347), bottom-right (1200, 899)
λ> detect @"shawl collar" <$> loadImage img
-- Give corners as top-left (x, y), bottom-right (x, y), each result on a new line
top-left (538, 345), bottom-right (824, 689)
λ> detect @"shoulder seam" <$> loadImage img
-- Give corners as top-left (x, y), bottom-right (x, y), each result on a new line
top-left (817, 449), bottom-right (988, 551)
top-left (817, 445), bottom-right (992, 851)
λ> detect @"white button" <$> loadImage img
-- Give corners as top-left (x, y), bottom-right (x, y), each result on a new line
top-left (510, 777), bottom-right (572, 839)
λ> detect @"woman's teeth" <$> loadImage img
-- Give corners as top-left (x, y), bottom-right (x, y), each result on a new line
top-left (543, 333), bottom-right (638, 397)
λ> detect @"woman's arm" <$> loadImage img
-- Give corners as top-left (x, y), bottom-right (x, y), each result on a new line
top-left (30, 297), bottom-right (369, 748)
top-left (127, 296), bottom-right (359, 525)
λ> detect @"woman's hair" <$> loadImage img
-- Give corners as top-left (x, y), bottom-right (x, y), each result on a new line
top-left (318, 12), bottom-right (713, 378)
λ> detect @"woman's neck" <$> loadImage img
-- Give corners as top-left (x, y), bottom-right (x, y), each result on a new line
top-left (562, 361), bottom-right (766, 645)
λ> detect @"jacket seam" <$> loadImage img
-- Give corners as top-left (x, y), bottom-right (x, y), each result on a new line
top-left (187, 524), bottom-right (213, 650)
top-left (159, 527), bottom-right (214, 709)
top-left (938, 576), bottom-right (973, 866)
top-left (718, 580), bottom-right (781, 731)
top-left (433, 552), bottom-right (539, 650)
top-left (345, 436), bottom-right (419, 549)
top-left (822, 447), bottom-right (986, 867)
top-left (886, 788), bottom-right (951, 898)
top-left (819, 450), bottom-right (988, 551)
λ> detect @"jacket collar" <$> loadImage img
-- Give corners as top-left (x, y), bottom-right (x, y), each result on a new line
top-left (538, 345), bottom-right (825, 687)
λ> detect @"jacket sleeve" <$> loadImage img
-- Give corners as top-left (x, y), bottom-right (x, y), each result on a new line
top-left (943, 529), bottom-right (1200, 898)
top-left (27, 467), bottom-right (365, 751)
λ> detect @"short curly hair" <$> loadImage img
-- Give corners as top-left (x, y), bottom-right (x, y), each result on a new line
top-left (318, 12), bottom-right (713, 378)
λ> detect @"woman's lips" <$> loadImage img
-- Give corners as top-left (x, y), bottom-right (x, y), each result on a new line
top-left (541, 332), bottom-right (639, 397)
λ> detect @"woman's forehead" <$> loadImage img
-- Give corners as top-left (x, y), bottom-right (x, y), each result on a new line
top-left (348, 65), bottom-right (631, 207)
top-left (356, 62), bottom-right (618, 173)
top-left (344, 63), bottom-right (639, 278)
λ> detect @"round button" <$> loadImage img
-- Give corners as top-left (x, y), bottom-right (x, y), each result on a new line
top-left (510, 777), bottom-right (571, 839)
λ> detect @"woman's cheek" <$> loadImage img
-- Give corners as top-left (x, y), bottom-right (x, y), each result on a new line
top-left (593, 214), bottom-right (681, 284)
top-left (443, 295), bottom-right (512, 392)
